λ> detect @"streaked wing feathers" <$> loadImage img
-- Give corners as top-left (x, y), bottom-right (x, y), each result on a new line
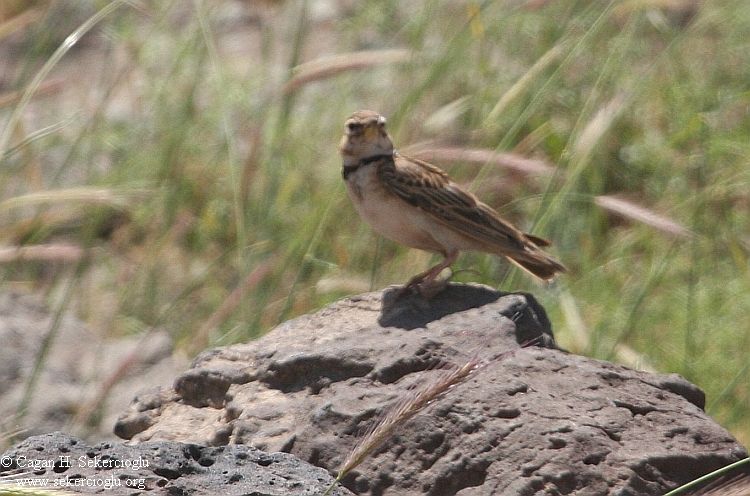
top-left (378, 154), bottom-right (527, 251)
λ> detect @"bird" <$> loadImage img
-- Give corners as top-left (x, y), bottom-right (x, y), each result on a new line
top-left (339, 109), bottom-right (565, 296)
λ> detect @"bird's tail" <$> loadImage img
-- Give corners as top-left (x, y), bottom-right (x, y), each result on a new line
top-left (523, 232), bottom-right (551, 247)
top-left (506, 233), bottom-right (566, 281)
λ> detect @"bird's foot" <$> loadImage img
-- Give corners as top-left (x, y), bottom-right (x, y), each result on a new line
top-left (397, 252), bottom-right (458, 300)
top-left (414, 277), bottom-right (449, 299)
top-left (394, 280), bottom-right (421, 299)
top-left (398, 269), bottom-right (452, 299)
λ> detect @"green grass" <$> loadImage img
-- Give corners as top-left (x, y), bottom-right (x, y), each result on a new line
top-left (0, 0), bottom-right (748, 448)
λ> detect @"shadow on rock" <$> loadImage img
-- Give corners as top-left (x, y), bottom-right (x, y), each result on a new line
top-left (379, 283), bottom-right (556, 347)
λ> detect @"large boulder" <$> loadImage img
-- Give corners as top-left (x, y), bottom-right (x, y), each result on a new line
top-left (114, 284), bottom-right (747, 495)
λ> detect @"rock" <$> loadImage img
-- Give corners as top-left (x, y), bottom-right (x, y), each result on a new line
top-left (0, 431), bottom-right (353, 495)
top-left (0, 290), bottom-right (188, 443)
top-left (114, 284), bottom-right (747, 495)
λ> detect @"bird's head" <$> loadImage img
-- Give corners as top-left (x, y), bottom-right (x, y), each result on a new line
top-left (339, 110), bottom-right (394, 165)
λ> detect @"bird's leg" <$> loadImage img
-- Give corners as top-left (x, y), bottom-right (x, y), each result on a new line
top-left (402, 250), bottom-right (458, 297)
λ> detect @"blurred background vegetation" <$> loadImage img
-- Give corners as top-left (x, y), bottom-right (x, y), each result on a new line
top-left (0, 0), bottom-right (747, 445)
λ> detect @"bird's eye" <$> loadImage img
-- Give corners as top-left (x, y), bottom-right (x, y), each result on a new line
top-left (346, 122), bottom-right (362, 132)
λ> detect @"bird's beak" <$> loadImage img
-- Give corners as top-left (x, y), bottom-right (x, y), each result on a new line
top-left (339, 137), bottom-right (352, 155)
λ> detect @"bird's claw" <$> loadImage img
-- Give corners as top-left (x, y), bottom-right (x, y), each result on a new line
top-left (397, 271), bottom-right (451, 300)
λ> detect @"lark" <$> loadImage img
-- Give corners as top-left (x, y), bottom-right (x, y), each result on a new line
top-left (339, 110), bottom-right (565, 296)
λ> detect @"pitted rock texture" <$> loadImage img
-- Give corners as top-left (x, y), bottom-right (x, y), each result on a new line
top-left (115, 284), bottom-right (747, 495)
top-left (0, 432), bottom-right (353, 495)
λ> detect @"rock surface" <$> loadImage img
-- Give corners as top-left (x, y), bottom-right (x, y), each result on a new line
top-left (0, 431), bottom-right (353, 495)
top-left (113, 284), bottom-right (747, 495)
top-left (0, 290), bottom-right (188, 443)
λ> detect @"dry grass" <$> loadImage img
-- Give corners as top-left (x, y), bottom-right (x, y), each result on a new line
top-left (324, 345), bottom-right (526, 496)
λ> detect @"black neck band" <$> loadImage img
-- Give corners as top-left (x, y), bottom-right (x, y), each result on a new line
top-left (342, 153), bottom-right (393, 179)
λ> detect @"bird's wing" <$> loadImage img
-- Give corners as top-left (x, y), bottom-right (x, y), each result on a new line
top-left (377, 153), bottom-right (530, 251)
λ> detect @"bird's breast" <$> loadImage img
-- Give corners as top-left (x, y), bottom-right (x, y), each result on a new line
top-left (344, 165), bottom-right (443, 253)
